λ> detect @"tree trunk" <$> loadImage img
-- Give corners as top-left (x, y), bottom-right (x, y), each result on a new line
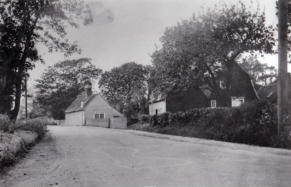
top-left (9, 74), bottom-right (22, 121)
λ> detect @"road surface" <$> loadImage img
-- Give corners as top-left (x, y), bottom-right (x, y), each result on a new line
top-left (1, 126), bottom-right (291, 187)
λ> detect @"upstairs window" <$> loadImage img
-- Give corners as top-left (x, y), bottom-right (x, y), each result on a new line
top-left (220, 80), bottom-right (226, 89)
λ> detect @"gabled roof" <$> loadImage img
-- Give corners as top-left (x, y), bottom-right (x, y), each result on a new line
top-left (233, 62), bottom-right (260, 99)
top-left (65, 92), bottom-right (124, 117)
top-left (65, 92), bottom-right (96, 113)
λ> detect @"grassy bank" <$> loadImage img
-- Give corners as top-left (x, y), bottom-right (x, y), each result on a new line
top-left (0, 116), bottom-right (52, 168)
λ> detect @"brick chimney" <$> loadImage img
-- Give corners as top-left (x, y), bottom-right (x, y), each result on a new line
top-left (84, 80), bottom-right (92, 98)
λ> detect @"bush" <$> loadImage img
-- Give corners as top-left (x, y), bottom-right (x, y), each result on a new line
top-left (148, 100), bottom-right (289, 148)
top-left (138, 114), bottom-right (150, 124)
top-left (0, 114), bottom-right (11, 132)
top-left (127, 118), bottom-right (139, 126)
top-left (0, 132), bottom-right (23, 166)
top-left (14, 118), bottom-right (50, 139)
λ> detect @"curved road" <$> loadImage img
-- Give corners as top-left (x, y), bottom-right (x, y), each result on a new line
top-left (1, 126), bottom-right (291, 187)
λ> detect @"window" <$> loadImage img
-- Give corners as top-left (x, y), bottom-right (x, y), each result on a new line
top-left (94, 113), bottom-right (105, 119)
top-left (210, 100), bottom-right (217, 108)
top-left (231, 97), bottom-right (245, 107)
top-left (220, 80), bottom-right (226, 89)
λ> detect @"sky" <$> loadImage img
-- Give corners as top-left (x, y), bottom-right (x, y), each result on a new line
top-left (29, 0), bottom-right (287, 87)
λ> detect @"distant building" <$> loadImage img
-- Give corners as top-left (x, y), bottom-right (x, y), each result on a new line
top-left (149, 62), bottom-right (259, 115)
top-left (258, 73), bottom-right (291, 107)
top-left (65, 81), bottom-right (127, 128)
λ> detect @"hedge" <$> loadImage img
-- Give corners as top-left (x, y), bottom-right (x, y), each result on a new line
top-left (0, 116), bottom-right (51, 167)
top-left (14, 118), bottom-right (50, 139)
top-left (149, 100), bottom-right (290, 148)
top-left (0, 114), bottom-right (11, 132)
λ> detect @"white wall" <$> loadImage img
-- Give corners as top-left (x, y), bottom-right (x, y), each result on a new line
top-left (65, 111), bottom-right (84, 126)
top-left (149, 101), bottom-right (166, 115)
top-left (84, 95), bottom-right (126, 128)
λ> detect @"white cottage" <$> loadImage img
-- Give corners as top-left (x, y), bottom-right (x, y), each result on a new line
top-left (65, 82), bottom-right (127, 129)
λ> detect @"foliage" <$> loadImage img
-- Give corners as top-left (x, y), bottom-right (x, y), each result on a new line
top-left (14, 118), bottom-right (52, 138)
top-left (0, 114), bottom-right (11, 132)
top-left (35, 58), bottom-right (102, 119)
top-left (150, 2), bottom-right (275, 99)
top-left (148, 101), bottom-right (290, 148)
top-left (0, 132), bottom-right (23, 166)
top-left (99, 62), bottom-right (149, 118)
top-left (240, 55), bottom-right (277, 86)
top-left (138, 114), bottom-right (150, 124)
top-left (0, 0), bottom-right (93, 120)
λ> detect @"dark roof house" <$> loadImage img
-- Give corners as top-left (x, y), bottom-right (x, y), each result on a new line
top-left (149, 62), bottom-right (259, 115)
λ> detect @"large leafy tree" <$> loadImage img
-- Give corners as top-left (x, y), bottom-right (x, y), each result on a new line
top-left (35, 58), bottom-right (102, 119)
top-left (151, 2), bottom-right (275, 104)
top-left (0, 0), bottom-right (92, 120)
top-left (240, 55), bottom-right (277, 86)
top-left (99, 62), bottom-right (149, 117)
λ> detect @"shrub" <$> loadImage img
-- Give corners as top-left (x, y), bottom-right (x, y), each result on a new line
top-left (0, 132), bottom-right (23, 166)
top-left (127, 118), bottom-right (139, 126)
top-left (138, 114), bottom-right (150, 124)
top-left (0, 114), bottom-right (11, 132)
top-left (14, 118), bottom-right (49, 139)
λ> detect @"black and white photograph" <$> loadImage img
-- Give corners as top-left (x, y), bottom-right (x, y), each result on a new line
top-left (0, 0), bottom-right (290, 186)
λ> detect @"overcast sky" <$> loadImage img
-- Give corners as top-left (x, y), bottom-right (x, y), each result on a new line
top-left (30, 0), bottom-right (286, 87)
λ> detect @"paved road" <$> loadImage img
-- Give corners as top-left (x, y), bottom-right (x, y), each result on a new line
top-left (1, 126), bottom-right (291, 187)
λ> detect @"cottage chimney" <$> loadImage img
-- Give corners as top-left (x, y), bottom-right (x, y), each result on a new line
top-left (84, 80), bottom-right (92, 98)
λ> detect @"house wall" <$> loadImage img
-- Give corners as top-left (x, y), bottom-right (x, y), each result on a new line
top-left (84, 95), bottom-right (126, 128)
top-left (65, 111), bottom-right (84, 126)
top-left (167, 87), bottom-right (209, 112)
top-left (149, 100), bottom-right (166, 115)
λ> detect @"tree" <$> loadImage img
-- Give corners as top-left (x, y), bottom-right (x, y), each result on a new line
top-left (35, 58), bottom-right (102, 119)
top-left (240, 55), bottom-right (277, 86)
top-left (0, 0), bottom-right (93, 120)
top-left (99, 62), bottom-right (149, 118)
top-left (151, 2), bottom-right (275, 105)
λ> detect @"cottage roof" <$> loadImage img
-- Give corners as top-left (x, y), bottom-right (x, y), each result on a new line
top-left (65, 92), bottom-right (95, 113)
top-left (233, 62), bottom-right (260, 99)
top-left (65, 92), bottom-right (124, 117)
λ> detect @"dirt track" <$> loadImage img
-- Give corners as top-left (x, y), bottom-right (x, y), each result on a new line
top-left (1, 126), bottom-right (291, 187)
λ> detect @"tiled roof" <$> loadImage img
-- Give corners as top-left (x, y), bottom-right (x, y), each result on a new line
top-left (65, 92), bottom-right (124, 117)
top-left (65, 92), bottom-right (96, 113)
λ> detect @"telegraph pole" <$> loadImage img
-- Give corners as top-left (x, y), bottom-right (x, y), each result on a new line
top-left (277, 0), bottom-right (289, 135)
top-left (25, 72), bottom-right (28, 119)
